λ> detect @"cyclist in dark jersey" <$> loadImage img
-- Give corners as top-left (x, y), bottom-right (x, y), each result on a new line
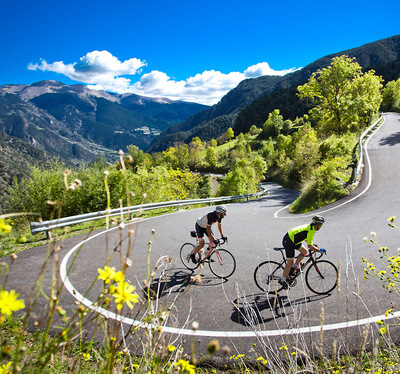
top-left (278, 216), bottom-right (326, 289)
top-left (190, 205), bottom-right (227, 264)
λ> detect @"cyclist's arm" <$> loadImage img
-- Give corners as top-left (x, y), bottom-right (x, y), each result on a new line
top-left (307, 243), bottom-right (321, 252)
top-left (217, 222), bottom-right (224, 238)
top-left (206, 225), bottom-right (215, 244)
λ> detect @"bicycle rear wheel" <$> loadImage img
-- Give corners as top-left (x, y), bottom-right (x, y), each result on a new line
top-left (305, 260), bottom-right (338, 295)
top-left (253, 261), bottom-right (285, 293)
top-left (180, 243), bottom-right (200, 271)
top-left (209, 249), bottom-right (236, 278)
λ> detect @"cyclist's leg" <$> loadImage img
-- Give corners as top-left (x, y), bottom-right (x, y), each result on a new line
top-left (282, 233), bottom-right (296, 279)
top-left (192, 224), bottom-right (206, 255)
top-left (294, 245), bottom-right (307, 268)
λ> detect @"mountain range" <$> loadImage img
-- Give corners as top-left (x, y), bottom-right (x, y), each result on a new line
top-left (0, 80), bottom-right (208, 164)
top-left (146, 34), bottom-right (400, 152)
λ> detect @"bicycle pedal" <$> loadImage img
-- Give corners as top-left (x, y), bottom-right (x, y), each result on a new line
top-left (278, 279), bottom-right (289, 290)
top-left (203, 258), bottom-right (215, 263)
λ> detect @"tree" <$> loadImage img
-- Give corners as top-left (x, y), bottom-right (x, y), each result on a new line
top-left (159, 144), bottom-right (189, 170)
top-left (261, 109), bottom-right (284, 139)
top-left (381, 78), bottom-right (400, 111)
top-left (205, 147), bottom-right (218, 168)
top-left (290, 125), bottom-right (320, 184)
top-left (209, 138), bottom-right (218, 148)
top-left (297, 55), bottom-right (383, 135)
top-left (225, 127), bottom-right (234, 141)
top-left (188, 137), bottom-right (205, 169)
top-left (126, 145), bottom-right (145, 171)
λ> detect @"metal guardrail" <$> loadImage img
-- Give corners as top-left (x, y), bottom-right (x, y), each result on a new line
top-left (352, 113), bottom-right (384, 182)
top-left (30, 187), bottom-right (268, 238)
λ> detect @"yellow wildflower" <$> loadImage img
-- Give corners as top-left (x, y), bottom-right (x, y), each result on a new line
top-left (0, 219), bottom-right (12, 237)
top-left (98, 266), bottom-right (117, 284)
top-left (0, 290), bottom-right (25, 316)
top-left (174, 359), bottom-right (195, 374)
top-left (110, 280), bottom-right (139, 310)
top-left (257, 356), bottom-right (268, 365)
top-left (0, 362), bottom-right (12, 374)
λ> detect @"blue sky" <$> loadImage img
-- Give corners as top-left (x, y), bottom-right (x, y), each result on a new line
top-left (1, 0), bottom-right (399, 105)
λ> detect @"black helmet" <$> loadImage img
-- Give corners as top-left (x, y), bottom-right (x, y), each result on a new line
top-left (312, 215), bottom-right (325, 224)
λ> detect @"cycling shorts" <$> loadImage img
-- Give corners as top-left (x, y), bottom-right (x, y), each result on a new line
top-left (195, 223), bottom-right (209, 239)
top-left (282, 232), bottom-right (302, 259)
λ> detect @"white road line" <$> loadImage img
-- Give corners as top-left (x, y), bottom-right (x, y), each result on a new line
top-left (60, 116), bottom-right (391, 338)
top-left (60, 208), bottom-right (395, 338)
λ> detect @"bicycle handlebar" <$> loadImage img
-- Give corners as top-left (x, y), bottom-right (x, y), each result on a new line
top-left (313, 249), bottom-right (327, 259)
top-left (213, 237), bottom-right (228, 246)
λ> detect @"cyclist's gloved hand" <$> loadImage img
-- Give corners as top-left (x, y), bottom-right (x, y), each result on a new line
top-left (320, 248), bottom-right (326, 254)
top-left (213, 239), bottom-right (220, 245)
top-left (222, 235), bottom-right (227, 241)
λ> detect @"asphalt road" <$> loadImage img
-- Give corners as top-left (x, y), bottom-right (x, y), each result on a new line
top-left (3, 113), bottom-right (400, 359)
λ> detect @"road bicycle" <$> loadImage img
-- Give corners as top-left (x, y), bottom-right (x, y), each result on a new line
top-left (180, 231), bottom-right (236, 279)
top-left (253, 247), bottom-right (338, 295)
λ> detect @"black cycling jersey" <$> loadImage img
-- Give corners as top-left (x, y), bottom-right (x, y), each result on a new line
top-left (197, 211), bottom-right (222, 228)
top-left (195, 211), bottom-right (223, 239)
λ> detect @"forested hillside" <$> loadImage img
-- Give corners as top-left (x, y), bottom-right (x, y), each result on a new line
top-left (147, 34), bottom-right (400, 152)
top-left (235, 39), bottom-right (400, 134)
top-left (0, 132), bottom-right (54, 213)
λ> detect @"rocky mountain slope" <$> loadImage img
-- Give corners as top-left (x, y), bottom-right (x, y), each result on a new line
top-left (0, 81), bottom-right (208, 164)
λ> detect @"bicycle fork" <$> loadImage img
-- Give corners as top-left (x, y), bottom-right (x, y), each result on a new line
top-left (312, 262), bottom-right (325, 279)
top-left (214, 250), bottom-right (223, 264)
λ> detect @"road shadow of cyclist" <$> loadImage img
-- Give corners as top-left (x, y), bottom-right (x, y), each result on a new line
top-left (142, 269), bottom-right (193, 300)
top-left (142, 268), bottom-right (228, 300)
top-left (230, 292), bottom-right (331, 326)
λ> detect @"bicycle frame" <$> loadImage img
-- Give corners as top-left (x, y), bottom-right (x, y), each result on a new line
top-left (254, 247), bottom-right (336, 294)
top-left (181, 232), bottom-right (236, 278)
top-left (192, 234), bottom-right (226, 263)
top-left (275, 247), bottom-right (323, 269)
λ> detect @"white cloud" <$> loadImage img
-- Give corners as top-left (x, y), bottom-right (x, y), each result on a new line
top-left (244, 62), bottom-right (296, 78)
top-left (28, 51), bottom-right (146, 93)
top-left (28, 50), bottom-right (299, 105)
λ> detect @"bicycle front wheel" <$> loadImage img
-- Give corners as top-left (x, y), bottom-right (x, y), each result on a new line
top-left (180, 243), bottom-right (200, 271)
top-left (209, 249), bottom-right (236, 278)
top-left (253, 261), bottom-right (284, 293)
top-left (305, 260), bottom-right (338, 295)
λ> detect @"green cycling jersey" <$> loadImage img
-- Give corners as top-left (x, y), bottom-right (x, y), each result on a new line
top-left (288, 223), bottom-right (316, 246)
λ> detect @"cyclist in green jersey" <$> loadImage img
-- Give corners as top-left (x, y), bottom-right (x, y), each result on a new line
top-left (278, 216), bottom-right (326, 289)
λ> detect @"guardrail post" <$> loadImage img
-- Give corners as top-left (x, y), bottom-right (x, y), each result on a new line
top-left (46, 231), bottom-right (53, 241)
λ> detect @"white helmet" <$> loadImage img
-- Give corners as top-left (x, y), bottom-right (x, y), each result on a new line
top-left (215, 205), bottom-right (227, 214)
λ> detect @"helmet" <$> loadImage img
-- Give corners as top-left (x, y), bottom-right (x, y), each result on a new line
top-left (215, 205), bottom-right (227, 214)
top-left (312, 215), bottom-right (325, 224)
